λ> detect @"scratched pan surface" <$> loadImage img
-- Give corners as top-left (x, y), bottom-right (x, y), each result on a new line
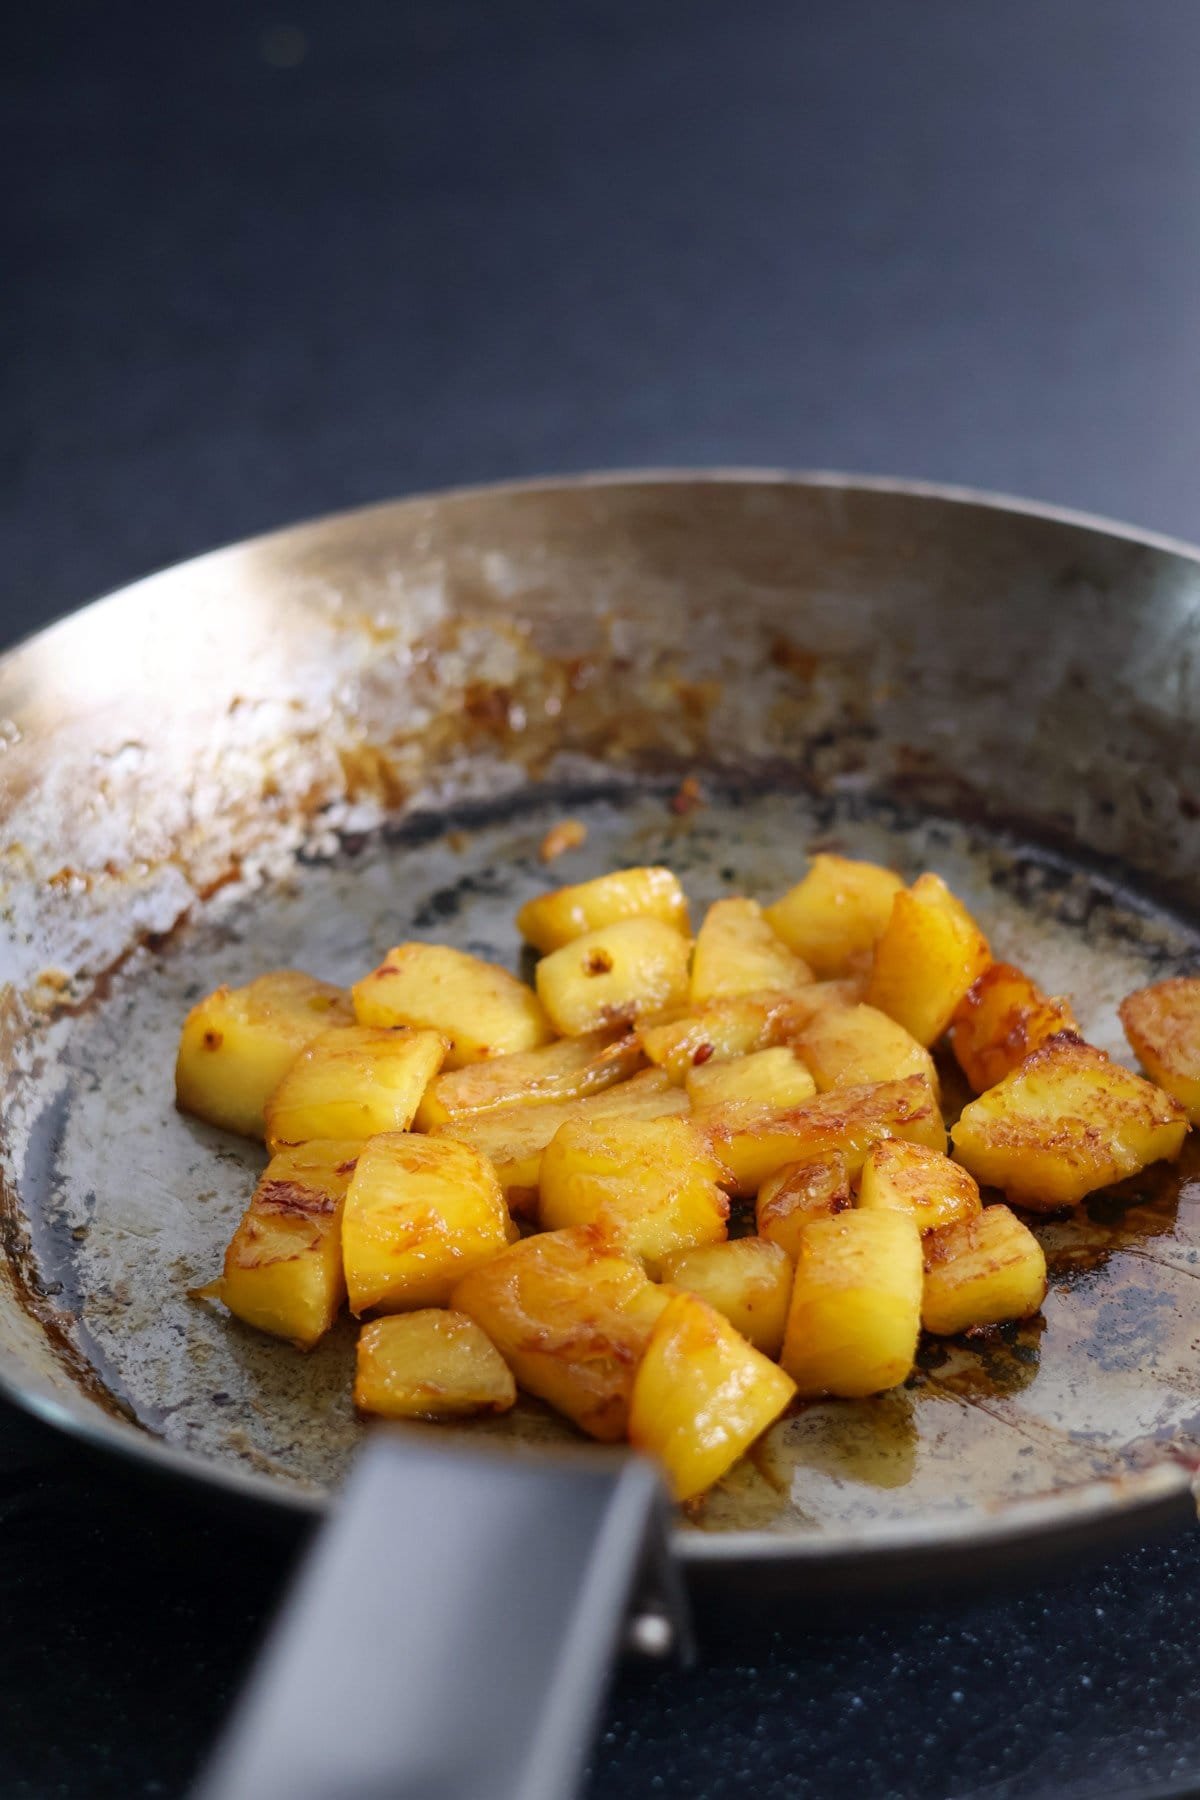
top-left (2, 472), bottom-right (1200, 1582)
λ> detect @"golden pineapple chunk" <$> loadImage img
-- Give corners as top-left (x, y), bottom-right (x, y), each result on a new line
top-left (264, 1025), bottom-right (445, 1153)
top-left (352, 943), bottom-right (551, 1069)
top-left (686, 1046), bottom-right (816, 1114)
top-left (690, 898), bottom-right (812, 1003)
top-left (176, 970), bottom-right (353, 1138)
top-left (342, 1133), bottom-right (510, 1314)
top-left (858, 1139), bottom-right (982, 1234)
top-left (218, 1139), bottom-right (359, 1348)
top-left (755, 1155), bottom-right (852, 1258)
top-left (780, 1210), bottom-right (923, 1397)
top-left (451, 1225), bottom-right (670, 1440)
top-left (430, 1068), bottom-right (689, 1206)
top-left (865, 873), bottom-right (991, 1046)
top-left (535, 918), bottom-right (690, 1036)
top-left (516, 866), bottom-right (690, 954)
top-left (539, 1115), bottom-right (728, 1275)
top-left (628, 1291), bottom-right (796, 1501)
top-left (795, 1002), bottom-right (939, 1098)
top-left (922, 1205), bottom-right (1047, 1335)
top-left (764, 854), bottom-right (903, 977)
top-left (639, 984), bottom-right (859, 1083)
top-left (660, 1238), bottom-right (793, 1357)
top-left (413, 1029), bottom-right (643, 1130)
top-left (1120, 976), bottom-right (1200, 1124)
top-left (952, 1035), bottom-right (1188, 1210)
top-left (951, 962), bottom-right (1079, 1092)
top-left (354, 1311), bottom-right (516, 1418)
top-left (702, 1075), bottom-right (945, 1196)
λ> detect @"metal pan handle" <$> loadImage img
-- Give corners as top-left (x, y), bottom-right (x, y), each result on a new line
top-left (193, 1432), bottom-right (689, 1800)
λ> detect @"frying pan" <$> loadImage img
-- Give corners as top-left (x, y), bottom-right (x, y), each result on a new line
top-left (3, 472), bottom-right (1200, 1798)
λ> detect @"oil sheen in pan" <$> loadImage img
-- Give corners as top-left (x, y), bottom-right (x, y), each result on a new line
top-left (28, 782), bottom-right (1200, 1532)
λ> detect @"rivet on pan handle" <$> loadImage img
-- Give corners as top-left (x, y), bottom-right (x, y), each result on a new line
top-left (192, 1431), bottom-right (691, 1800)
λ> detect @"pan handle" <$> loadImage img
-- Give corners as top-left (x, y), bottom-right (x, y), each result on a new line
top-left (193, 1432), bottom-right (689, 1800)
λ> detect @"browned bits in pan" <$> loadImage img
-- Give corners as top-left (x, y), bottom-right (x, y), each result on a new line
top-left (538, 818), bottom-right (588, 863)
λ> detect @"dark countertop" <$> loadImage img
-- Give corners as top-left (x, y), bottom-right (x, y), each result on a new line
top-left (7, 3), bottom-right (1200, 1795)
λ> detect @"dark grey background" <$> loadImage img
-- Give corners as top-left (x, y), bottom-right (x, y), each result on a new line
top-left (7, 2), bottom-right (1200, 1795)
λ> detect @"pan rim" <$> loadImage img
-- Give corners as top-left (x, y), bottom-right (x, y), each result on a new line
top-left (5, 464), bottom-right (1200, 1560)
top-left (6, 465), bottom-right (1200, 672)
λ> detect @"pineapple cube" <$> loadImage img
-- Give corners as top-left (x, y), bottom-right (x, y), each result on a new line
top-left (702, 1075), bottom-right (945, 1196)
top-left (951, 1035), bottom-right (1188, 1210)
top-left (535, 918), bottom-right (690, 1036)
top-left (218, 1139), bottom-right (359, 1348)
top-left (539, 1114), bottom-right (728, 1275)
top-left (686, 1046), bottom-right (817, 1113)
top-left (342, 1133), bottom-right (510, 1314)
top-left (780, 1210), bottom-right (923, 1397)
top-left (764, 854), bottom-right (903, 977)
top-left (865, 873), bottom-right (991, 1046)
top-left (354, 1311), bottom-right (516, 1418)
top-left (795, 1002), bottom-right (939, 1098)
top-left (451, 1225), bottom-right (670, 1440)
top-left (659, 1237), bottom-right (793, 1357)
top-left (176, 970), bottom-right (353, 1138)
top-left (755, 1155), bottom-right (852, 1258)
top-left (858, 1139), bottom-right (982, 1233)
top-left (951, 962), bottom-right (1079, 1092)
top-left (517, 866), bottom-right (690, 954)
top-left (430, 1068), bottom-right (689, 1206)
top-left (1120, 976), bottom-right (1200, 1124)
top-left (922, 1206), bottom-right (1047, 1335)
top-left (352, 943), bottom-right (551, 1069)
top-left (413, 1029), bottom-right (643, 1130)
top-left (639, 984), bottom-right (859, 1083)
top-left (690, 898), bottom-right (812, 1003)
top-left (628, 1291), bottom-right (796, 1501)
top-left (265, 1025), bottom-right (445, 1153)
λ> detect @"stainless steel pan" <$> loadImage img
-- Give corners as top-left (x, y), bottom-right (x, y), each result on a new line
top-left (2, 474), bottom-right (1199, 1797)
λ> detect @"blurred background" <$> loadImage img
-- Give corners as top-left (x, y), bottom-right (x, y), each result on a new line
top-left (9, 0), bottom-right (1200, 637)
top-left (8, 3), bottom-right (1200, 1796)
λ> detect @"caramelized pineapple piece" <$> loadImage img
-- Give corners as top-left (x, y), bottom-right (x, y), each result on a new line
top-left (764, 854), bottom-right (903, 977)
top-left (629, 1292), bottom-right (795, 1500)
top-left (218, 1139), bottom-right (359, 1348)
top-left (176, 971), bottom-right (353, 1138)
top-left (660, 1237), bottom-right (793, 1357)
top-left (535, 918), bottom-right (690, 1036)
top-left (795, 1002), bottom-right (939, 1098)
top-left (639, 984), bottom-right (859, 1083)
top-left (352, 943), bottom-right (551, 1069)
top-left (430, 1068), bottom-right (689, 1205)
top-left (354, 1311), bottom-right (516, 1418)
top-left (1120, 976), bottom-right (1200, 1124)
top-left (539, 1114), bottom-right (728, 1275)
top-left (686, 1046), bottom-right (817, 1114)
top-left (517, 866), bottom-right (690, 954)
top-left (755, 1155), bottom-right (852, 1258)
top-left (265, 1025), bottom-right (445, 1153)
top-left (858, 1139), bottom-right (982, 1234)
top-left (702, 1075), bottom-right (945, 1196)
top-left (413, 1029), bottom-right (643, 1130)
top-left (951, 962), bottom-right (1079, 1092)
top-left (866, 873), bottom-right (991, 1046)
top-left (952, 1035), bottom-right (1188, 1210)
top-left (690, 898), bottom-right (812, 1003)
top-left (451, 1225), bottom-right (670, 1440)
top-left (780, 1210), bottom-right (923, 1397)
top-left (342, 1133), bottom-right (510, 1314)
top-left (922, 1205), bottom-right (1047, 1335)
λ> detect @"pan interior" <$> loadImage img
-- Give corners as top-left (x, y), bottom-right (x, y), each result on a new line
top-left (19, 778), bottom-right (1200, 1536)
